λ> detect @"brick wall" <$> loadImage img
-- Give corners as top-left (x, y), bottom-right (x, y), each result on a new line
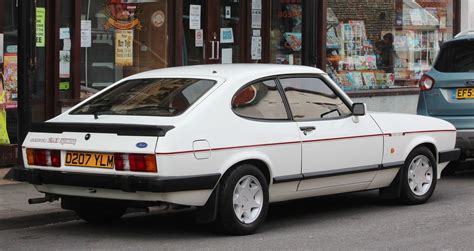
top-left (328, 0), bottom-right (396, 43)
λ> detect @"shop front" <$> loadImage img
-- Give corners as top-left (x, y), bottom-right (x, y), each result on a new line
top-left (325, 0), bottom-right (458, 113)
top-left (24, 0), bottom-right (326, 114)
top-left (1, 0), bottom-right (461, 164)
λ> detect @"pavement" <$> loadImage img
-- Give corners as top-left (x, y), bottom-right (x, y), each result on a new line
top-left (0, 168), bottom-right (16, 185)
top-left (0, 167), bottom-right (75, 228)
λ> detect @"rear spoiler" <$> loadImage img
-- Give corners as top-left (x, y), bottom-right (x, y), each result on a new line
top-left (29, 123), bottom-right (174, 137)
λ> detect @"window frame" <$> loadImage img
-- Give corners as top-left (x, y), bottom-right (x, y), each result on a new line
top-left (276, 74), bottom-right (354, 122)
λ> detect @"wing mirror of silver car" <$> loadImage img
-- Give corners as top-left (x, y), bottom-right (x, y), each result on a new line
top-left (352, 103), bottom-right (367, 116)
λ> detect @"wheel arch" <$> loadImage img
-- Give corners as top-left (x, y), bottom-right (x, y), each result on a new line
top-left (221, 158), bottom-right (272, 185)
top-left (402, 136), bottom-right (439, 163)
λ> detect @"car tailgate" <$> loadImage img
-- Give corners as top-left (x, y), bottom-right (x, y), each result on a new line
top-left (425, 70), bottom-right (474, 116)
top-left (22, 122), bottom-right (173, 172)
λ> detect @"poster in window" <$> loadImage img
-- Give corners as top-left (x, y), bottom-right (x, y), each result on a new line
top-left (220, 28), bottom-right (234, 44)
top-left (115, 30), bottom-right (134, 66)
top-left (251, 36), bottom-right (262, 60)
top-left (36, 7), bottom-right (46, 47)
top-left (252, 0), bottom-right (262, 10)
top-left (103, 0), bottom-right (142, 30)
top-left (189, 5), bottom-right (201, 30)
top-left (59, 50), bottom-right (70, 78)
top-left (251, 10), bottom-right (262, 29)
top-left (3, 54), bottom-right (17, 108)
top-left (81, 20), bottom-right (92, 48)
top-left (283, 32), bottom-right (302, 52)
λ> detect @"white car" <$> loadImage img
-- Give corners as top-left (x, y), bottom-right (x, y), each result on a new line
top-left (16, 64), bottom-right (459, 235)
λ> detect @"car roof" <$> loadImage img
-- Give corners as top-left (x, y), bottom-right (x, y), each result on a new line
top-left (449, 30), bottom-right (474, 42)
top-left (128, 64), bottom-right (326, 80)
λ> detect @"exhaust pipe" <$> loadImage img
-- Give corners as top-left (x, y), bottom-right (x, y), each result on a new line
top-left (28, 194), bottom-right (59, 204)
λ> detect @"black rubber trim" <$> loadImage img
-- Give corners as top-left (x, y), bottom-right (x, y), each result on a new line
top-left (30, 122), bottom-right (174, 137)
top-left (273, 174), bottom-right (303, 184)
top-left (13, 168), bottom-right (220, 193)
top-left (439, 148), bottom-right (461, 163)
top-left (273, 162), bottom-right (403, 184)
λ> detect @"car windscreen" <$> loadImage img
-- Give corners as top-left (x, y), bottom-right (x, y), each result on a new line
top-left (434, 40), bottom-right (474, 73)
top-left (70, 78), bottom-right (217, 117)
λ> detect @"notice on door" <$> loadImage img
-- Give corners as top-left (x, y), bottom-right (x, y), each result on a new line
top-left (251, 9), bottom-right (262, 29)
top-left (251, 36), bottom-right (262, 60)
top-left (195, 29), bottom-right (204, 47)
top-left (36, 8), bottom-right (46, 47)
top-left (220, 28), bottom-right (234, 44)
top-left (59, 50), bottom-right (70, 78)
top-left (81, 20), bottom-right (92, 48)
top-left (115, 30), bottom-right (134, 67)
top-left (222, 48), bottom-right (232, 64)
top-left (189, 5), bottom-right (201, 30)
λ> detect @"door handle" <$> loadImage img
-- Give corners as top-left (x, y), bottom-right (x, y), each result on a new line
top-left (300, 126), bottom-right (316, 135)
top-left (209, 40), bottom-right (220, 60)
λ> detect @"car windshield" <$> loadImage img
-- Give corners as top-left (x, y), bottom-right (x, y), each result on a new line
top-left (434, 40), bottom-right (474, 73)
top-left (70, 78), bottom-right (216, 117)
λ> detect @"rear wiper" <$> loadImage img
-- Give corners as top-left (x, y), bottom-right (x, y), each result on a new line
top-left (93, 110), bottom-right (114, 119)
top-left (126, 105), bottom-right (177, 113)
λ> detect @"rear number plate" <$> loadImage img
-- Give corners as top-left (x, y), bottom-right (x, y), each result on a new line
top-left (65, 152), bottom-right (114, 168)
top-left (456, 88), bottom-right (474, 99)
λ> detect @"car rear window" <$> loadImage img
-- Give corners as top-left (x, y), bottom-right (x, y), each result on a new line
top-left (70, 78), bottom-right (216, 117)
top-left (434, 40), bottom-right (474, 73)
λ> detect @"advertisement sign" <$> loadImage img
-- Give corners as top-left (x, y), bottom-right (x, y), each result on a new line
top-left (103, 0), bottom-right (142, 30)
top-left (36, 7), bottom-right (46, 47)
top-left (115, 30), bottom-right (134, 66)
top-left (3, 54), bottom-right (17, 109)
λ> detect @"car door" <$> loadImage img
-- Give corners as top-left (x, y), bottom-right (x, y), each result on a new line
top-left (278, 76), bottom-right (383, 191)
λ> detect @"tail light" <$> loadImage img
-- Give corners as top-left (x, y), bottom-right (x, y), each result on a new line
top-left (26, 149), bottom-right (61, 167)
top-left (114, 153), bottom-right (157, 173)
top-left (419, 74), bottom-right (435, 91)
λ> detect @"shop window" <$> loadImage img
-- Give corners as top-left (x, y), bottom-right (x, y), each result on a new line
top-left (232, 80), bottom-right (288, 120)
top-left (270, 0), bottom-right (303, 65)
top-left (326, 0), bottom-right (454, 91)
top-left (80, 0), bottom-right (169, 91)
top-left (279, 77), bottom-right (351, 121)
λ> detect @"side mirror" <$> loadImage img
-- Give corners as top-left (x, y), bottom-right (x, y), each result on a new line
top-left (352, 103), bottom-right (367, 116)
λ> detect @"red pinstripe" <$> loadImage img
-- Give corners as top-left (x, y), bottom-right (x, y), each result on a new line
top-left (155, 129), bottom-right (455, 155)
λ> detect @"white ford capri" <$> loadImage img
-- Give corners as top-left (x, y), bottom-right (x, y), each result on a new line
top-left (16, 64), bottom-right (460, 235)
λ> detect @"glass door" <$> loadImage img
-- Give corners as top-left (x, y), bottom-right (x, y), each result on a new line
top-left (182, 0), bottom-right (244, 65)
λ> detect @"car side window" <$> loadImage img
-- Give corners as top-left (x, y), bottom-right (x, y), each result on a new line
top-left (232, 80), bottom-right (288, 120)
top-left (279, 77), bottom-right (351, 121)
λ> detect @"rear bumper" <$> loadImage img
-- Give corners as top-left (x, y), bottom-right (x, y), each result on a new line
top-left (456, 130), bottom-right (474, 157)
top-left (439, 149), bottom-right (461, 163)
top-left (13, 168), bottom-right (220, 193)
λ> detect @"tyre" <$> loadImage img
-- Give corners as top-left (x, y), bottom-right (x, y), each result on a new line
top-left (400, 146), bottom-right (437, 205)
top-left (75, 200), bottom-right (127, 224)
top-left (215, 164), bottom-right (269, 235)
